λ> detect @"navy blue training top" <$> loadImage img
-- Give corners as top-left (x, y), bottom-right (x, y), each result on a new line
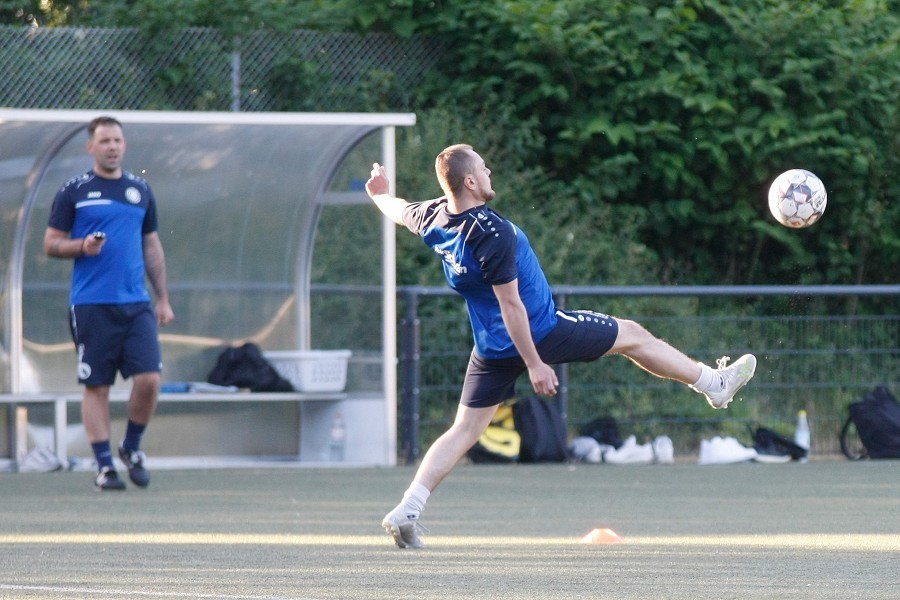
top-left (48, 170), bottom-right (158, 306)
top-left (402, 197), bottom-right (558, 359)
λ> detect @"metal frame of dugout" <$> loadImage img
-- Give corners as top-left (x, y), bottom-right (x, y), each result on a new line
top-left (0, 109), bottom-right (416, 468)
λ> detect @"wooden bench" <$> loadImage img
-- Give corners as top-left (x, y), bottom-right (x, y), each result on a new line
top-left (1, 390), bottom-right (348, 468)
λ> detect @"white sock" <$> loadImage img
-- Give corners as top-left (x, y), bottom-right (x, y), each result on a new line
top-left (400, 482), bottom-right (430, 517)
top-left (691, 363), bottom-right (723, 393)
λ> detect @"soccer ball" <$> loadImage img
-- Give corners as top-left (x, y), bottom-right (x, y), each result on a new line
top-left (767, 169), bottom-right (827, 228)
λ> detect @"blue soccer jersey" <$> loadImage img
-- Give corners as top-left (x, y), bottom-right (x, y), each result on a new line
top-left (48, 170), bottom-right (158, 305)
top-left (402, 197), bottom-right (558, 359)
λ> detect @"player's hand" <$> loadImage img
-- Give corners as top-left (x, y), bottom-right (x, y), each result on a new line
top-left (528, 362), bottom-right (559, 397)
top-left (365, 163), bottom-right (390, 198)
top-left (81, 232), bottom-right (106, 256)
top-left (156, 300), bottom-right (175, 327)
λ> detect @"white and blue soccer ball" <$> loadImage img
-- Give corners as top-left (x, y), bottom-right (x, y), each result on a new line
top-left (768, 169), bottom-right (827, 228)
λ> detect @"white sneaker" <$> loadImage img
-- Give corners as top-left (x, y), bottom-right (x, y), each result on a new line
top-left (698, 436), bottom-right (758, 465)
top-left (604, 435), bottom-right (654, 464)
top-left (703, 354), bottom-right (757, 409)
top-left (652, 436), bottom-right (674, 464)
top-left (569, 436), bottom-right (605, 463)
top-left (381, 506), bottom-right (427, 549)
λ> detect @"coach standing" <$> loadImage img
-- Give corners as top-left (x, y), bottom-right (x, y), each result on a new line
top-left (44, 116), bottom-right (174, 491)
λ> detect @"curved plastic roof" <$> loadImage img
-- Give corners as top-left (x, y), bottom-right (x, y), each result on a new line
top-left (0, 110), bottom-right (414, 394)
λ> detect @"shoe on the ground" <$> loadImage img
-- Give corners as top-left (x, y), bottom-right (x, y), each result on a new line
top-left (704, 354), bottom-right (757, 409)
top-left (604, 435), bottom-right (654, 465)
top-left (94, 466), bottom-right (126, 491)
top-left (569, 436), bottom-right (609, 464)
top-left (698, 436), bottom-right (758, 465)
top-left (652, 435), bottom-right (675, 465)
top-left (381, 506), bottom-right (427, 549)
top-left (118, 447), bottom-right (150, 488)
top-left (753, 450), bottom-right (792, 464)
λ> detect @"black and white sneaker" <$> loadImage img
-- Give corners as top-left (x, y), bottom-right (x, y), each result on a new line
top-left (95, 466), bottom-right (126, 491)
top-left (118, 447), bottom-right (150, 488)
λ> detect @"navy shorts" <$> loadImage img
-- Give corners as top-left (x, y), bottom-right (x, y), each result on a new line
top-left (460, 309), bottom-right (619, 408)
top-left (69, 302), bottom-right (162, 386)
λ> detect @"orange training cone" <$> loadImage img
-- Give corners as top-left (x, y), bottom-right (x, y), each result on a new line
top-left (580, 528), bottom-right (625, 544)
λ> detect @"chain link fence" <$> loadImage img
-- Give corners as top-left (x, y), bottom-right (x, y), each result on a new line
top-left (397, 286), bottom-right (900, 462)
top-left (0, 25), bottom-right (445, 111)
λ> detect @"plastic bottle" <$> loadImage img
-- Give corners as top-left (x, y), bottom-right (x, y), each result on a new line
top-left (794, 409), bottom-right (810, 463)
top-left (328, 412), bottom-right (346, 462)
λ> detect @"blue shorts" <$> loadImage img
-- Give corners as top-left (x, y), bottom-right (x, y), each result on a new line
top-left (68, 303), bottom-right (161, 386)
top-left (460, 309), bottom-right (619, 408)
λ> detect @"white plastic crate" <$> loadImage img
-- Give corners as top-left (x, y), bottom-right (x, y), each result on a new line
top-left (263, 350), bottom-right (351, 392)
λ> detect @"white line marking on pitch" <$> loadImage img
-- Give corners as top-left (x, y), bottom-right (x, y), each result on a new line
top-left (0, 584), bottom-right (319, 600)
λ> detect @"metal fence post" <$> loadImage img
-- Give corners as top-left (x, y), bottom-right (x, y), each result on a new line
top-left (400, 289), bottom-right (422, 464)
top-left (230, 39), bottom-right (241, 111)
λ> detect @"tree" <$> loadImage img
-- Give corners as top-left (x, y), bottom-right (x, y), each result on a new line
top-left (4, 0), bottom-right (896, 287)
top-left (0, 0), bottom-right (79, 25)
top-left (349, 0), bottom-right (900, 286)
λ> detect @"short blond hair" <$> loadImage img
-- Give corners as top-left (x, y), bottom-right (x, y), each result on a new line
top-left (435, 144), bottom-right (475, 196)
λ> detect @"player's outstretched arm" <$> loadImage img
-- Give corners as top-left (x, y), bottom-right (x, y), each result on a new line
top-left (365, 162), bottom-right (409, 225)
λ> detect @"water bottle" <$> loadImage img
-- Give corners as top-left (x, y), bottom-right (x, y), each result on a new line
top-left (328, 412), bottom-right (346, 462)
top-left (794, 409), bottom-right (810, 463)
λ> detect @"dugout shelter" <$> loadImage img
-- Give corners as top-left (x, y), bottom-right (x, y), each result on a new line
top-left (0, 109), bottom-right (415, 467)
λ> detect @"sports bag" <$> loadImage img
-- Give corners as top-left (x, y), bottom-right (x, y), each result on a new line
top-left (467, 404), bottom-right (520, 463)
top-left (207, 342), bottom-right (294, 392)
top-left (512, 396), bottom-right (569, 463)
top-left (841, 385), bottom-right (900, 460)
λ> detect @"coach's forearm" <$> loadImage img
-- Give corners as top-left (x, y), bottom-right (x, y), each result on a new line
top-left (44, 234), bottom-right (86, 258)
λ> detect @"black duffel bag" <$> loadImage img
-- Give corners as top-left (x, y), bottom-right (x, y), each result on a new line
top-left (840, 385), bottom-right (900, 460)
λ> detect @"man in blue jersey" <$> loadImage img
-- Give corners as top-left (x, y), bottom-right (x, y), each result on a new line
top-left (366, 144), bottom-right (757, 548)
top-left (44, 116), bottom-right (174, 491)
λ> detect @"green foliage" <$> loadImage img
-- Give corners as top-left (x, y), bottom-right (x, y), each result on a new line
top-left (5, 0), bottom-right (363, 30)
top-left (0, 0), bottom-right (81, 25)
top-left (373, 0), bottom-right (899, 287)
top-left (267, 56), bottom-right (335, 112)
top-left (6, 0), bottom-right (896, 287)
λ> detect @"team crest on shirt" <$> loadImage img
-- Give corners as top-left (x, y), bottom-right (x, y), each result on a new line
top-left (125, 187), bottom-right (141, 204)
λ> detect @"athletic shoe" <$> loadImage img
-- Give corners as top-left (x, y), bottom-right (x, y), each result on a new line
top-left (753, 451), bottom-right (792, 464)
top-left (698, 436), bottom-right (758, 465)
top-left (118, 447), bottom-right (150, 488)
top-left (652, 435), bottom-right (675, 464)
top-left (94, 466), bottom-right (126, 491)
top-left (569, 436), bottom-right (608, 464)
top-left (603, 435), bottom-right (654, 464)
top-left (381, 506), bottom-right (427, 549)
top-left (704, 354), bottom-right (757, 409)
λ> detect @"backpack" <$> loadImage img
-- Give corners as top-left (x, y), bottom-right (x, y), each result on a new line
top-left (579, 415), bottom-right (624, 449)
top-left (512, 396), bottom-right (569, 463)
top-left (467, 404), bottom-right (521, 463)
top-left (841, 385), bottom-right (900, 460)
top-left (207, 343), bottom-right (295, 392)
